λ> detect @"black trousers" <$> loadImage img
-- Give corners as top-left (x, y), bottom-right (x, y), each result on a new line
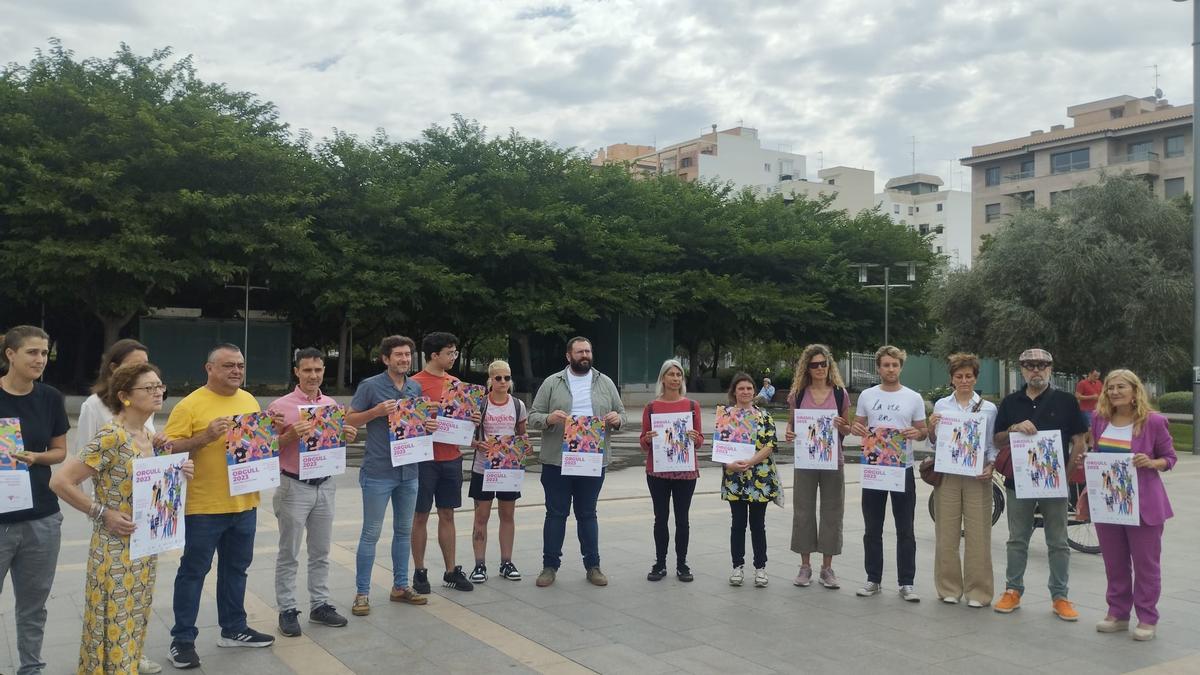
top-left (730, 500), bottom-right (769, 569)
top-left (646, 475), bottom-right (698, 565)
top-left (861, 467), bottom-right (917, 586)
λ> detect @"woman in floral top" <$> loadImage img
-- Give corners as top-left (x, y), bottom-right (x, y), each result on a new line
top-left (721, 373), bottom-right (781, 588)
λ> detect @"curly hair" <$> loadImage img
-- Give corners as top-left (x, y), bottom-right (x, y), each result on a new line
top-left (102, 363), bottom-right (162, 414)
top-left (789, 344), bottom-right (845, 402)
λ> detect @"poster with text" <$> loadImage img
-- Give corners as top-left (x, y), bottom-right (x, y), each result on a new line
top-left (389, 397), bottom-right (435, 466)
top-left (1085, 453), bottom-right (1139, 525)
top-left (861, 427), bottom-right (910, 492)
top-left (934, 412), bottom-right (986, 477)
top-left (561, 415), bottom-right (605, 476)
top-left (1011, 431), bottom-right (1069, 499)
top-left (481, 435), bottom-right (534, 492)
top-left (651, 412), bottom-right (696, 472)
top-left (298, 405), bottom-right (347, 479)
top-left (793, 409), bottom-right (839, 470)
top-left (225, 412), bottom-right (280, 496)
top-left (0, 418), bottom-right (33, 514)
top-left (130, 453), bottom-right (188, 560)
top-left (434, 382), bottom-right (487, 446)
top-left (711, 406), bottom-right (758, 464)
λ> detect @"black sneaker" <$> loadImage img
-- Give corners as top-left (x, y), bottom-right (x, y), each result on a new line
top-left (413, 568), bottom-right (431, 594)
top-left (443, 565), bottom-right (475, 591)
top-left (278, 609), bottom-right (301, 637)
top-left (647, 562), bottom-right (667, 581)
top-left (469, 562), bottom-right (488, 584)
top-left (309, 604), bottom-right (348, 628)
top-left (217, 627), bottom-right (275, 648)
top-left (498, 560), bottom-right (522, 581)
top-left (168, 641), bottom-right (201, 669)
top-left (677, 563), bottom-right (694, 583)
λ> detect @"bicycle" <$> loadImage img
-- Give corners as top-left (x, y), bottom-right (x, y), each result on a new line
top-left (927, 470), bottom-right (1099, 554)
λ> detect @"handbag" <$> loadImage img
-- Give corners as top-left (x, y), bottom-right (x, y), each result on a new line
top-left (996, 395), bottom-right (1052, 479)
top-left (923, 397), bottom-right (985, 488)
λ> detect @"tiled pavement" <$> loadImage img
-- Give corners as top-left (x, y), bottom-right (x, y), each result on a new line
top-left (4, 420), bottom-right (1200, 674)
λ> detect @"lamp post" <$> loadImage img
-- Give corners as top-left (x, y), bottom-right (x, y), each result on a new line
top-left (225, 273), bottom-right (269, 381)
top-left (1175, 0), bottom-right (1200, 454)
top-left (851, 262), bottom-right (920, 345)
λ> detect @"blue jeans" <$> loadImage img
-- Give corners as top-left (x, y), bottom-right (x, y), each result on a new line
top-left (171, 509), bottom-right (257, 643)
top-left (541, 464), bottom-right (605, 570)
top-left (356, 473), bottom-right (418, 594)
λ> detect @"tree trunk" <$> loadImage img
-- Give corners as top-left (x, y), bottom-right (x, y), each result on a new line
top-left (686, 341), bottom-right (701, 391)
top-left (73, 312), bottom-right (90, 392)
top-left (516, 333), bottom-right (534, 385)
top-left (710, 339), bottom-right (721, 378)
top-left (96, 309), bottom-right (138, 352)
top-left (337, 317), bottom-right (351, 392)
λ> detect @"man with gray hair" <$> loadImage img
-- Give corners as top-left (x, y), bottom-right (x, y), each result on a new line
top-left (992, 348), bottom-right (1088, 620)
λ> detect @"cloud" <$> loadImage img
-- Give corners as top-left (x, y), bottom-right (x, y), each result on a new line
top-left (0, 0), bottom-right (1192, 190)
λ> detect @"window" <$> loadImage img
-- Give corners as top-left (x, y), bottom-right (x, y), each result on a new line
top-left (893, 204), bottom-right (900, 214)
top-left (936, 246), bottom-right (943, 254)
top-left (985, 203), bottom-right (1001, 223)
top-left (1127, 141), bottom-right (1153, 161)
top-left (918, 224), bottom-right (929, 235)
top-left (1166, 177), bottom-right (1187, 199)
top-left (680, 156), bottom-right (693, 168)
top-left (907, 206), bottom-right (914, 216)
top-left (1050, 190), bottom-right (1071, 206)
top-left (1051, 148), bottom-right (1089, 174)
top-left (985, 167), bottom-right (1001, 186)
top-left (1020, 159), bottom-right (1034, 178)
top-left (936, 203), bottom-right (944, 212)
top-left (764, 163), bottom-right (771, 172)
top-left (915, 206), bottom-right (920, 213)
top-left (1014, 191), bottom-right (1035, 210)
top-left (827, 178), bottom-right (836, 185)
top-left (1166, 135), bottom-right (1185, 158)
top-left (935, 225), bottom-right (944, 234)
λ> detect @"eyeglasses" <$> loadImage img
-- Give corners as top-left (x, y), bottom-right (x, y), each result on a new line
top-left (808, 361), bottom-right (829, 369)
top-left (492, 375), bottom-right (512, 382)
top-left (1020, 362), bottom-right (1052, 370)
top-left (131, 384), bottom-right (167, 393)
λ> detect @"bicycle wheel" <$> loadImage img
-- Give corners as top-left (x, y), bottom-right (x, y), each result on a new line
top-left (990, 481), bottom-right (1004, 526)
top-left (1066, 482), bottom-right (1101, 554)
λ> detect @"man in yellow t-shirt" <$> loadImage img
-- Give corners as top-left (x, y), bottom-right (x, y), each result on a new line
top-left (163, 344), bottom-right (276, 669)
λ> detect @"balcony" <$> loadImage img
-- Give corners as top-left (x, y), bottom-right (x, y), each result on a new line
top-left (1001, 170), bottom-right (1034, 182)
top-left (1114, 150), bottom-right (1159, 177)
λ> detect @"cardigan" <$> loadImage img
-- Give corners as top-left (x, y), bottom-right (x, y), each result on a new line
top-left (1091, 412), bottom-right (1176, 526)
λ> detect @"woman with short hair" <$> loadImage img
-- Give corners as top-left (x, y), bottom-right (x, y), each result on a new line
top-left (722, 372), bottom-right (781, 588)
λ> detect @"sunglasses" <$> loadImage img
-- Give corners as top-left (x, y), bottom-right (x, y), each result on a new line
top-left (492, 375), bottom-right (512, 382)
top-left (807, 361), bottom-right (829, 369)
top-left (1020, 361), bottom-right (1052, 370)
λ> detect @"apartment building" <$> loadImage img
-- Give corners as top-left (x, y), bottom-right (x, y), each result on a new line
top-left (779, 166), bottom-right (877, 214)
top-left (876, 174), bottom-right (974, 268)
top-left (961, 95), bottom-right (1193, 255)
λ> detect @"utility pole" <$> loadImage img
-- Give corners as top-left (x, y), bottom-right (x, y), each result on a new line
top-left (225, 273), bottom-right (269, 381)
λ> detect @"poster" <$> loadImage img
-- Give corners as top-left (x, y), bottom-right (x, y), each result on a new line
top-left (650, 412), bottom-right (696, 472)
top-left (130, 453), bottom-right (187, 560)
top-left (793, 409), bottom-right (839, 470)
top-left (712, 406), bottom-right (758, 464)
top-left (861, 427), bottom-right (910, 492)
top-left (298, 405), bottom-right (347, 479)
top-left (561, 415), bottom-right (605, 476)
top-left (434, 382), bottom-right (487, 446)
top-left (481, 435), bottom-right (534, 492)
top-left (1011, 431), bottom-right (1068, 499)
top-left (389, 397), bottom-right (435, 467)
top-left (1085, 453), bottom-right (1139, 526)
top-left (934, 411), bottom-right (986, 477)
top-left (225, 412), bottom-right (280, 496)
top-left (0, 418), bottom-right (33, 514)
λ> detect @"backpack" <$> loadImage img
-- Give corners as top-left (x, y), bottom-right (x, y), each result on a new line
top-left (474, 395), bottom-right (527, 442)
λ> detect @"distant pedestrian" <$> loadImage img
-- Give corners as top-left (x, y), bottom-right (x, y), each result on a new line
top-left (754, 377), bottom-right (776, 406)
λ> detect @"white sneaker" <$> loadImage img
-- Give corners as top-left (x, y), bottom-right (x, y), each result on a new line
top-left (900, 585), bottom-right (921, 602)
top-left (139, 656), bottom-right (163, 673)
top-left (754, 569), bottom-right (769, 588)
top-left (729, 566), bottom-right (745, 587)
top-left (856, 582), bottom-right (881, 597)
top-left (941, 596), bottom-right (959, 604)
top-left (967, 599), bottom-right (985, 608)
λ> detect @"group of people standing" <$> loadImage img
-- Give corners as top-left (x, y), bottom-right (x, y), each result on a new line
top-left (0, 323), bottom-right (1180, 674)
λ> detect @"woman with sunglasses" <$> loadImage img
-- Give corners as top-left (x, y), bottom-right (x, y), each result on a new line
top-left (784, 345), bottom-right (851, 590)
top-left (467, 360), bottom-right (527, 583)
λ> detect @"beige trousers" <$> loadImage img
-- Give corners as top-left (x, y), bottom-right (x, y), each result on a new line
top-left (933, 473), bottom-right (994, 604)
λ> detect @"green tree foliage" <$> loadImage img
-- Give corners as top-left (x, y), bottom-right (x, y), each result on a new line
top-left (929, 174), bottom-right (1192, 376)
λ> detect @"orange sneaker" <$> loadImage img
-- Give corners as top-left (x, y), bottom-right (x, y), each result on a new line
top-left (994, 589), bottom-right (1021, 613)
top-left (1052, 598), bottom-right (1079, 621)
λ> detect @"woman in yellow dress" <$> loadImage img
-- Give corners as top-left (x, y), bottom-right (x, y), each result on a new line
top-left (51, 363), bottom-right (193, 674)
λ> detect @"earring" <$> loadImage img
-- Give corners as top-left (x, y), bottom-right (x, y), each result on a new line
top-left (122, 400), bottom-right (131, 407)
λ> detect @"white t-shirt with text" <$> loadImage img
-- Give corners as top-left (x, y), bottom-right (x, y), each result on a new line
top-left (855, 385), bottom-right (926, 430)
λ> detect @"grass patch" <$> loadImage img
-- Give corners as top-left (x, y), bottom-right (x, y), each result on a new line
top-left (1169, 422), bottom-right (1193, 451)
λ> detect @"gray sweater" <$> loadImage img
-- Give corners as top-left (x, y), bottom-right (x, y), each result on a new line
top-left (528, 368), bottom-right (626, 466)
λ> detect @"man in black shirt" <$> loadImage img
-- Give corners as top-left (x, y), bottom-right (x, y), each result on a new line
top-left (992, 348), bottom-right (1088, 621)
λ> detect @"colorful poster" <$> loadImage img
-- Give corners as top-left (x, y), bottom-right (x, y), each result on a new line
top-left (298, 405), bottom-right (347, 479)
top-left (561, 415), bottom-right (605, 476)
top-left (389, 397), bottom-right (435, 466)
top-left (130, 453), bottom-right (187, 560)
top-left (481, 435), bottom-right (534, 492)
top-left (650, 412), bottom-right (696, 472)
top-left (861, 427), bottom-right (910, 492)
top-left (434, 382), bottom-right (487, 446)
top-left (1011, 431), bottom-right (1068, 499)
top-left (0, 418), bottom-right (33, 514)
top-left (793, 409), bottom-right (839, 470)
top-left (225, 412), bottom-right (280, 496)
top-left (934, 412), bottom-right (986, 477)
top-left (1085, 453), bottom-right (1139, 526)
top-left (712, 406), bottom-right (758, 464)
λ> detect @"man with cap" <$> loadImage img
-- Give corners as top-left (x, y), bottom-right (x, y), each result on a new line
top-left (991, 348), bottom-right (1088, 620)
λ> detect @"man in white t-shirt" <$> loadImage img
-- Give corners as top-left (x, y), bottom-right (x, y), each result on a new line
top-left (850, 345), bottom-right (927, 602)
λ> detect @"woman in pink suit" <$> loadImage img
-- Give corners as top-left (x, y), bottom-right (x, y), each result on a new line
top-left (1083, 369), bottom-right (1176, 641)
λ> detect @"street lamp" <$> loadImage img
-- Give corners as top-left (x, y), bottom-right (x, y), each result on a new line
top-left (851, 261), bottom-right (920, 345)
top-left (225, 273), bottom-right (269, 381)
top-left (1174, 0), bottom-right (1200, 454)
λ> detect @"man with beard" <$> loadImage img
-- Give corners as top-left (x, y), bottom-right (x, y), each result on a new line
top-left (528, 337), bottom-right (625, 587)
top-left (992, 348), bottom-right (1088, 621)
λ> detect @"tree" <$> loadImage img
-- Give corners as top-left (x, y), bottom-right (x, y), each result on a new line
top-left (928, 174), bottom-right (1192, 376)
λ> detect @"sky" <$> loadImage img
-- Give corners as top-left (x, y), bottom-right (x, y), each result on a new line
top-left (1, 0), bottom-right (1194, 191)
